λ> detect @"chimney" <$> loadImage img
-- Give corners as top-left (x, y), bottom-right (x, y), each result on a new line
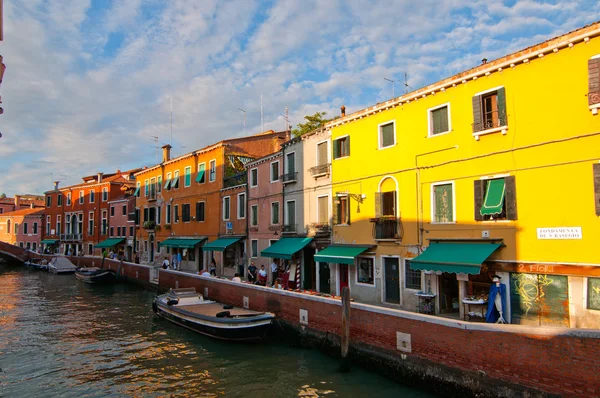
top-left (14, 195), bottom-right (20, 207)
top-left (482, 58), bottom-right (488, 64)
top-left (162, 144), bottom-right (172, 163)
top-left (97, 172), bottom-right (103, 183)
top-left (341, 105), bottom-right (346, 117)
top-left (30, 202), bottom-right (34, 209)
top-left (53, 181), bottom-right (60, 190)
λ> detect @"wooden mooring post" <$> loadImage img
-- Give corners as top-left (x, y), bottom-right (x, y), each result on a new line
top-left (340, 286), bottom-right (351, 372)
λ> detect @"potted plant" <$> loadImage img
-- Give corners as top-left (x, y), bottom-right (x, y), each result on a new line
top-left (143, 220), bottom-right (156, 230)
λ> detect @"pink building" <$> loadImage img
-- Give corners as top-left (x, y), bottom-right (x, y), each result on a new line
top-left (102, 194), bottom-right (136, 260)
top-left (246, 151), bottom-right (283, 281)
top-left (0, 195), bottom-right (44, 214)
top-left (0, 208), bottom-right (45, 252)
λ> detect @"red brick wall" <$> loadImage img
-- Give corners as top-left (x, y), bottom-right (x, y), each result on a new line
top-left (157, 271), bottom-right (600, 397)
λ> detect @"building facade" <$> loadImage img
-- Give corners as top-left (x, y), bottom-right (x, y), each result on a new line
top-left (0, 195), bottom-right (44, 214)
top-left (103, 195), bottom-right (136, 260)
top-left (0, 208), bottom-right (44, 251)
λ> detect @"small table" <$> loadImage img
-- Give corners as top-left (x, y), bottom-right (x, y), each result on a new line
top-left (462, 299), bottom-right (488, 321)
top-left (415, 292), bottom-right (436, 315)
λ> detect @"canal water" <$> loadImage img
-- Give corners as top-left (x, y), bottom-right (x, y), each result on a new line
top-left (0, 264), bottom-right (435, 397)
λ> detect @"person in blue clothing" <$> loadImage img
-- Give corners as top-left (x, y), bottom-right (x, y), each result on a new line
top-left (486, 275), bottom-right (507, 323)
top-left (176, 252), bottom-right (182, 270)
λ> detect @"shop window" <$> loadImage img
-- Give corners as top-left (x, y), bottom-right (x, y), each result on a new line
top-left (357, 257), bottom-right (374, 285)
top-left (588, 278), bottom-right (600, 311)
top-left (404, 260), bottom-right (421, 290)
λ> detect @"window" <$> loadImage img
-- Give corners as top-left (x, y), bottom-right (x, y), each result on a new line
top-left (150, 177), bottom-right (156, 198)
top-left (196, 202), bottom-right (205, 222)
top-left (475, 176), bottom-right (517, 221)
top-left (88, 212), bottom-right (94, 235)
top-left (46, 196), bottom-right (52, 207)
top-left (56, 216), bottom-right (61, 235)
top-left (67, 192), bottom-right (71, 206)
top-left (333, 195), bottom-right (350, 225)
top-left (182, 203), bottom-right (191, 222)
top-left (357, 258), bottom-right (374, 285)
top-left (472, 87), bottom-right (507, 133)
top-left (102, 187), bottom-right (108, 201)
top-left (26, 242), bottom-right (31, 250)
top-left (33, 222), bottom-right (38, 235)
top-left (378, 121), bottom-right (395, 149)
top-left (251, 205), bottom-right (258, 226)
top-left (333, 136), bottom-right (350, 159)
top-left (156, 206), bottom-right (161, 225)
top-left (19, 242), bottom-right (23, 248)
top-left (101, 211), bottom-right (107, 235)
top-left (129, 226), bottom-right (134, 237)
top-left (110, 206), bottom-right (114, 217)
top-left (317, 196), bottom-right (329, 224)
top-left (589, 56), bottom-right (600, 108)
top-left (250, 168), bottom-right (258, 187)
top-left (174, 205), bottom-right (179, 223)
top-left (117, 226), bottom-right (121, 237)
top-left (209, 160), bottom-right (216, 182)
top-left (428, 103), bottom-right (451, 136)
top-left (166, 204), bottom-right (171, 224)
top-left (79, 190), bottom-right (84, 204)
top-left (23, 222), bottom-right (28, 234)
top-left (197, 163), bottom-right (206, 184)
top-left (144, 179), bottom-right (149, 197)
top-left (90, 190), bottom-right (95, 203)
top-left (110, 226), bottom-right (114, 237)
top-left (166, 172), bottom-right (172, 190)
top-left (46, 216), bottom-right (51, 235)
top-left (32, 242), bottom-right (37, 251)
top-left (122, 205), bottom-right (126, 216)
top-left (157, 176), bottom-right (162, 193)
top-left (184, 166), bottom-right (192, 187)
top-left (432, 182), bottom-right (454, 223)
top-left (588, 278), bottom-right (600, 310)
top-left (375, 191), bottom-right (396, 217)
top-left (286, 152), bottom-right (295, 173)
top-left (135, 208), bottom-right (140, 225)
top-left (317, 141), bottom-right (328, 166)
top-left (172, 170), bottom-right (180, 189)
top-left (238, 193), bottom-right (246, 219)
top-left (270, 161), bottom-right (280, 182)
top-left (405, 259), bottom-right (422, 290)
top-left (251, 239), bottom-right (258, 258)
top-left (58, 194), bottom-right (62, 206)
top-left (286, 200), bottom-right (296, 230)
top-left (271, 202), bottom-right (279, 224)
top-left (223, 197), bottom-right (230, 220)
top-left (143, 207), bottom-right (149, 223)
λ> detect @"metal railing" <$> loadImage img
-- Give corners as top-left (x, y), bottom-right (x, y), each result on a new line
top-left (309, 163), bottom-right (330, 177)
top-left (472, 109), bottom-right (507, 133)
top-left (60, 233), bottom-right (83, 241)
top-left (371, 218), bottom-right (398, 240)
top-left (589, 91), bottom-right (600, 106)
top-left (223, 172), bottom-right (247, 188)
top-left (147, 191), bottom-right (157, 201)
top-left (282, 171), bottom-right (298, 184)
top-left (282, 224), bottom-right (297, 234)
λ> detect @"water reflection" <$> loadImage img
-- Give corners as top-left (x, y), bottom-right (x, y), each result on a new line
top-left (0, 265), bottom-right (434, 397)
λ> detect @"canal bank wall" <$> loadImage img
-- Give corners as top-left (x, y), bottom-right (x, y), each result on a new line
top-left (57, 257), bottom-right (600, 397)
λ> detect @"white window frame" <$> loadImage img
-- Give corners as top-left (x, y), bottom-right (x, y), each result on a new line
top-left (101, 211), bottom-right (107, 235)
top-left (209, 159), bottom-right (217, 182)
top-left (427, 102), bottom-right (452, 137)
top-left (156, 205), bottom-right (161, 225)
top-left (184, 166), bottom-right (192, 187)
top-left (250, 168), bottom-right (258, 188)
top-left (173, 170), bottom-right (180, 189)
top-left (46, 216), bottom-right (51, 235)
top-left (174, 204), bottom-right (179, 223)
top-left (316, 139), bottom-right (329, 166)
top-left (377, 120), bottom-right (396, 150)
top-left (90, 189), bottom-right (95, 203)
top-left (102, 187), bottom-right (108, 201)
top-left (251, 204), bottom-right (258, 226)
top-left (270, 201), bottom-right (280, 225)
top-left (144, 179), bottom-right (149, 197)
top-left (56, 215), bottom-right (61, 234)
top-left (88, 212), bottom-right (94, 235)
top-left (166, 172), bottom-right (172, 190)
top-left (197, 162), bottom-right (206, 184)
top-left (430, 180), bottom-right (456, 224)
top-left (251, 239), bottom-right (259, 258)
top-left (237, 193), bottom-right (246, 219)
top-left (67, 192), bottom-right (72, 206)
top-left (79, 190), bottom-right (84, 204)
top-left (223, 196), bottom-right (231, 221)
top-left (404, 258), bottom-right (423, 291)
top-left (333, 135), bottom-right (350, 159)
top-left (157, 175), bottom-right (162, 192)
top-left (270, 160), bottom-right (280, 183)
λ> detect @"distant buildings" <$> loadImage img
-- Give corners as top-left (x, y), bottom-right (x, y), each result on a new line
top-left (0, 207), bottom-right (44, 250)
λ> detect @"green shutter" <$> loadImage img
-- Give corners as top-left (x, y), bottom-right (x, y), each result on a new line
top-left (434, 184), bottom-right (453, 222)
top-left (381, 123), bottom-right (394, 147)
top-left (480, 179), bottom-right (506, 216)
top-left (474, 180), bottom-right (484, 221)
top-left (345, 136), bottom-right (350, 157)
top-left (472, 95), bottom-right (482, 132)
top-left (432, 106), bottom-right (449, 135)
top-left (333, 140), bottom-right (340, 159)
top-left (497, 87), bottom-right (507, 126)
top-left (505, 176), bottom-right (518, 220)
top-left (332, 197), bottom-right (339, 225)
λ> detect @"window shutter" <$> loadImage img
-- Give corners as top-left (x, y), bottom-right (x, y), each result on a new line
top-left (589, 58), bottom-right (600, 105)
top-left (497, 87), bottom-right (507, 126)
top-left (346, 199), bottom-right (351, 225)
top-left (505, 176), bottom-right (518, 220)
top-left (196, 202), bottom-right (200, 221)
top-left (375, 192), bottom-right (383, 218)
top-left (594, 163), bottom-right (600, 216)
top-left (345, 137), bottom-right (350, 157)
top-left (332, 198), bottom-right (339, 225)
top-left (472, 95), bottom-right (482, 132)
top-left (474, 180), bottom-right (484, 221)
top-left (333, 140), bottom-right (340, 159)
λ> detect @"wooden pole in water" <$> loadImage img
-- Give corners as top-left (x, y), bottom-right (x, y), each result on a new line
top-left (340, 286), bottom-right (350, 372)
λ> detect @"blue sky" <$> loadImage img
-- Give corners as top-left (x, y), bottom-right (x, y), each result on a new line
top-left (0, 0), bottom-right (598, 196)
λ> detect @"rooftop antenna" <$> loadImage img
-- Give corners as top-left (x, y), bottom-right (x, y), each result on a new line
top-left (260, 93), bottom-right (264, 133)
top-left (281, 107), bottom-right (290, 131)
top-left (384, 77), bottom-right (395, 99)
top-left (150, 136), bottom-right (159, 162)
top-left (238, 108), bottom-right (246, 134)
top-left (404, 72), bottom-right (412, 94)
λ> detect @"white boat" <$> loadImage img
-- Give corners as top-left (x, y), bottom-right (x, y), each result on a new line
top-left (24, 258), bottom-right (48, 270)
top-left (153, 288), bottom-right (274, 342)
top-left (48, 257), bottom-right (78, 274)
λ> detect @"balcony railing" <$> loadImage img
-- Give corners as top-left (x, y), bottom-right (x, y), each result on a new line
top-left (223, 172), bottom-right (247, 188)
top-left (282, 171), bottom-right (298, 184)
top-left (60, 233), bottom-right (83, 241)
top-left (249, 225), bottom-right (259, 232)
top-left (147, 191), bottom-right (157, 201)
top-left (282, 223), bottom-right (297, 234)
top-left (310, 223), bottom-right (330, 233)
top-left (370, 217), bottom-right (398, 240)
top-left (472, 109), bottom-right (507, 133)
top-left (589, 91), bottom-right (600, 106)
top-left (309, 163), bottom-right (330, 177)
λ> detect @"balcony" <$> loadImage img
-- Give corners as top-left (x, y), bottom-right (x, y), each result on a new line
top-left (268, 225), bottom-right (281, 231)
top-left (223, 172), bottom-right (247, 189)
top-left (472, 109), bottom-right (507, 133)
top-left (309, 163), bottom-right (330, 178)
top-left (370, 217), bottom-right (399, 240)
top-left (147, 191), bottom-right (157, 202)
top-left (282, 171), bottom-right (298, 184)
top-left (249, 225), bottom-right (259, 232)
top-left (282, 223), bottom-right (297, 234)
top-left (308, 222), bottom-right (330, 237)
top-left (589, 91), bottom-right (600, 106)
top-left (143, 221), bottom-right (156, 231)
top-left (61, 233), bottom-right (83, 241)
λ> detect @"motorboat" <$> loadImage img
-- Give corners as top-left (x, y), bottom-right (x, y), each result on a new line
top-left (75, 267), bottom-right (116, 284)
top-left (24, 258), bottom-right (48, 270)
top-left (48, 257), bottom-right (77, 274)
top-left (153, 288), bottom-right (274, 342)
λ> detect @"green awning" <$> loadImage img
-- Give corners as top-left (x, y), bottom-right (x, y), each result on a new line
top-left (314, 245), bottom-right (372, 264)
top-left (410, 241), bottom-right (503, 275)
top-left (95, 238), bottom-right (125, 249)
top-left (133, 187), bottom-right (140, 197)
top-left (202, 236), bottom-right (243, 252)
top-left (195, 169), bottom-right (205, 183)
top-left (261, 237), bottom-right (313, 260)
top-left (41, 239), bottom-right (58, 245)
top-left (480, 178), bottom-right (505, 216)
top-left (159, 237), bottom-right (206, 249)
top-left (164, 178), bottom-right (172, 190)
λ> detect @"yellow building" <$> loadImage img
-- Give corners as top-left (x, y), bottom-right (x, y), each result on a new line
top-left (325, 22), bottom-right (600, 328)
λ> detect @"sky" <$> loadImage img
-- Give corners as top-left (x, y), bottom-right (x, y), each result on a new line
top-left (0, 0), bottom-right (598, 196)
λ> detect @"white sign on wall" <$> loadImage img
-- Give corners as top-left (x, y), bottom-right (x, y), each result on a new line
top-left (537, 227), bottom-right (582, 240)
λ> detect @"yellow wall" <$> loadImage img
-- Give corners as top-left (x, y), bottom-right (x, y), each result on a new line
top-left (331, 34), bottom-right (600, 265)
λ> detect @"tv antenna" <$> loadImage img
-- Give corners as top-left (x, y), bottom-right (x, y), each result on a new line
top-left (384, 77), bottom-right (395, 99)
top-left (238, 108), bottom-right (246, 134)
top-left (150, 136), bottom-right (159, 162)
top-left (403, 72), bottom-right (413, 94)
top-left (281, 107), bottom-right (291, 131)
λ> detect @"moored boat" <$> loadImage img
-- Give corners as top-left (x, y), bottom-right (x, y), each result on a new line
top-left (75, 267), bottom-right (116, 284)
top-left (24, 258), bottom-right (48, 271)
top-left (48, 257), bottom-right (78, 274)
top-left (153, 288), bottom-right (274, 342)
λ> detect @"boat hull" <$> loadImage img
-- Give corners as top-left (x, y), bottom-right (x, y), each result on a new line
top-left (24, 261), bottom-right (48, 271)
top-left (75, 269), bottom-right (116, 284)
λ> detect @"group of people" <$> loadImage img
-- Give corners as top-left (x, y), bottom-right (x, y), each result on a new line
top-left (196, 257), bottom-right (219, 276)
top-left (162, 252), bottom-right (183, 270)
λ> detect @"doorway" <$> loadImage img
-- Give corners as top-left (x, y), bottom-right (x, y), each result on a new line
top-left (384, 257), bottom-right (400, 304)
top-left (439, 273), bottom-right (459, 314)
top-left (319, 263), bottom-right (330, 294)
top-left (149, 235), bottom-right (155, 263)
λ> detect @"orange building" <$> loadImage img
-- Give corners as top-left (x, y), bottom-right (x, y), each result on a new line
top-left (135, 130), bottom-right (289, 273)
top-left (0, 208), bottom-right (44, 251)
